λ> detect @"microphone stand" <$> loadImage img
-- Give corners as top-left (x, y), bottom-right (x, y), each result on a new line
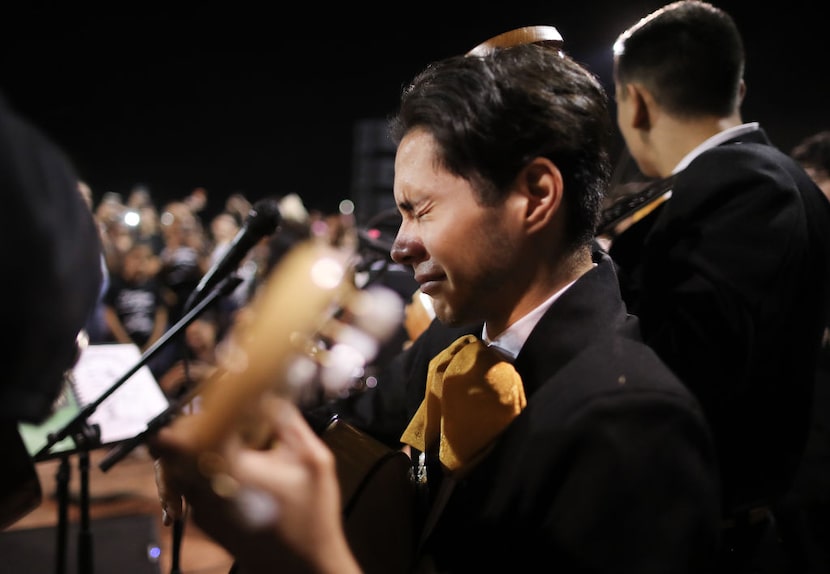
top-left (96, 274), bottom-right (242, 472)
top-left (77, 445), bottom-right (93, 574)
top-left (97, 275), bottom-right (242, 574)
top-left (34, 274), bottom-right (243, 462)
top-left (54, 455), bottom-right (70, 574)
top-left (52, 418), bottom-right (102, 574)
top-left (32, 275), bottom-right (242, 574)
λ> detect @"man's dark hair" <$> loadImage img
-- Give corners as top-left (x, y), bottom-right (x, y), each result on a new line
top-left (791, 130), bottom-right (830, 176)
top-left (614, 0), bottom-right (744, 118)
top-left (389, 43), bottom-right (611, 249)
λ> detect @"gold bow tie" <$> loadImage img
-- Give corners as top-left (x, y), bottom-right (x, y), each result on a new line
top-left (400, 334), bottom-right (526, 475)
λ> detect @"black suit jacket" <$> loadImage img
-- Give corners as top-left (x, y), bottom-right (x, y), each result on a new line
top-left (332, 250), bottom-right (721, 573)
top-left (609, 127), bottom-right (830, 517)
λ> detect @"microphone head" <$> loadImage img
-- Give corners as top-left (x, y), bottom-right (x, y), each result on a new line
top-left (357, 227), bottom-right (394, 256)
top-left (358, 208), bottom-right (400, 259)
top-left (245, 198), bottom-right (282, 237)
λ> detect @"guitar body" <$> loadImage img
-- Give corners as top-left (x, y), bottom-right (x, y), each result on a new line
top-left (321, 418), bottom-right (416, 574)
top-left (0, 422), bottom-right (41, 530)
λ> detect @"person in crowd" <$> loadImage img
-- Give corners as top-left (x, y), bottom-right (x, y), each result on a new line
top-left (224, 192), bottom-right (252, 227)
top-left (151, 40), bottom-right (722, 573)
top-left (158, 200), bottom-right (210, 324)
top-left (155, 200), bottom-right (210, 375)
top-left (103, 238), bottom-right (170, 378)
top-left (206, 210), bottom-right (259, 335)
top-left (126, 183), bottom-right (153, 211)
top-left (157, 309), bottom-right (221, 400)
top-left (78, 180), bottom-right (112, 344)
top-left (136, 202), bottom-right (166, 263)
top-left (605, 2), bottom-right (830, 571)
top-left (0, 92), bottom-right (103, 528)
top-left (95, 191), bottom-right (134, 276)
top-left (183, 186), bottom-right (209, 216)
top-left (791, 130), bottom-right (830, 202)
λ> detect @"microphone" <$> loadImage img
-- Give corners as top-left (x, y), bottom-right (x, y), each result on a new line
top-left (357, 227), bottom-right (394, 257)
top-left (186, 198), bottom-right (281, 311)
top-left (356, 207), bottom-right (400, 261)
top-left (353, 227), bottom-right (393, 274)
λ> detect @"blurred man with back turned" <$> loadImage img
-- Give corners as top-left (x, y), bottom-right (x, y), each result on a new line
top-left (607, 2), bottom-right (830, 571)
top-left (0, 93), bottom-right (103, 528)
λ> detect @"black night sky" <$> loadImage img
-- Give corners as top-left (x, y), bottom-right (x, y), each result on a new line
top-left (2, 1), bottom-right (826, 221)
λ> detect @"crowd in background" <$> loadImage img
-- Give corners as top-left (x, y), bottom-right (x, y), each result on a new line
top-left (80, 182), bottom-right (395, 404)
top-left (80, 124), bottom-right (830, 409)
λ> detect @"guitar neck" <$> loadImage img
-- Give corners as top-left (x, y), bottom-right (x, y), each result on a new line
top-left (597, 175), bottom-right (676, 238)
top-left (181, 239), bottom-right (403, 455)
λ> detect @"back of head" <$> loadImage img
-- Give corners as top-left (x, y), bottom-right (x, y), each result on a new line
top-left (0, 94), bottom-right (103, 424)
top-left (792, 130), bottom-right (830, 200)
top-left (791, 130), bottom-right (830, 178)
top-left (613, 0), bottom-right (744, 118)
top-left (388, 43), bottom-right (612, 248)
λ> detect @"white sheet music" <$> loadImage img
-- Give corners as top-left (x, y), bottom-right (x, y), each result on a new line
top-left (70, 343), bottom-right (169, 445)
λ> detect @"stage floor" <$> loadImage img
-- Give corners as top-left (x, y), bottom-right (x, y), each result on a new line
top-left (2, 446), bottom-right (233, 574)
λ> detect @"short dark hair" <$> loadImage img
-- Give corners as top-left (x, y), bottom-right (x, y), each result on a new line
top-left (614, 0), bottom-right (744, 118)
top-left (389, 43), bottom-right (611, 249)
top-left (791, 130), bottom-right (830, 176)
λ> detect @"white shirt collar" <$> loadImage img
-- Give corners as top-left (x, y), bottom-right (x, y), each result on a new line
top-left (482, 277), bottom-right (580, 360)
top-left (672, 122), bottom-right (760, 174)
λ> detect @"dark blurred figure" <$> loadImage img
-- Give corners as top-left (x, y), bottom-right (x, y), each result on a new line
top-left (156, 200), bottom-right (210, 376)
top-left (103, 239), bottom-right (170, 379)
top-left (95, 191), bottom-right (133, 277)
top-left (791, 130), bottom-right (830, 202)
top-left (183, 186), bottom-right (208, 217)
top-left (0, 93), bottom-right (103, 528)
top-left (223, 192), bottom-right (252, 228)
top-left (78, 180), bottom-right (112, 344)
top-left (608, 2), bottom-right (830, 571)
top-left (120, 189), bottom-right (164, 278)
top-left (157, 309), bottom-right (221, 400)
top-left (775, 130), bottom-right (830, 574)
top-left (206, 210), bottom-right (248, 335)
top-left (158, 200), bottom-right (209, 325)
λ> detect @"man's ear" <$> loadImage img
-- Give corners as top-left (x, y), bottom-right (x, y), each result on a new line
top-left (737, 78), bottom-right (746, 105)
top-left (627, 82), bottom-right (653, 130)
top-left (518, 157), bottom-right (562, 232)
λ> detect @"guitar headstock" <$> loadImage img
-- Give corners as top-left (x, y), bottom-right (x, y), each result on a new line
top-left (187, 239), bottom-right (403, 453)
top-left (466, 25), bottom-right (564, 57)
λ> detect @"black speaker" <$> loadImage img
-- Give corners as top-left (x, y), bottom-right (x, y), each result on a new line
top-left (351, 118), bottom-right (397, 225)
top-left (0, 513), bottom-right (161, 574)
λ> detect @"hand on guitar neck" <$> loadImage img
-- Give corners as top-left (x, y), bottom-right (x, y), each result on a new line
top-left (150, 239), bottom-right (410, 574)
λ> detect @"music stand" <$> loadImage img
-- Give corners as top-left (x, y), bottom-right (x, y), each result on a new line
top-left (24, 274), bottom-right (242, 574)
